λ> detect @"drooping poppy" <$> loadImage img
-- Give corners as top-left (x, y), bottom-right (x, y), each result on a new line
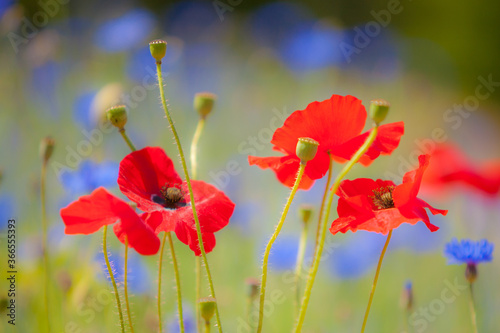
top-left (330, 154), bottom-right (447, 235)
top-left (117, 147), bottom-right (235, 256)
top-left (423, 143), bottom-right (500, 196)
top-left (60, 187), bottom-right (160, 255)
top-left (248, 94), bottom-right (404, 190)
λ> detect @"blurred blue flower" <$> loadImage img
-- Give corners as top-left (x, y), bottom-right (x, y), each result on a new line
top-left (31, 60), bottom-right (63, 117)
top-left (327, 231), bottom-right (386, 279)
top-left (265, 234), bottom-right (310, 272)
top-left (94, 9), bottom-right (155, 53)
top-left (389, 214), bottom-right (447, 252)
top-left (0, 194), bottom-right (16, 231)
top-left (279, 24), bottom-right (345, 73)
top-left (165, 1), bottom-right (219, 42)
top-left (248, 2), bottom-right (312, 48)
top-left (0, 0), bottom-right (14, 18)
top-left (60, 160), bottom-right (119, 196)
top-left (444, 238), bottom-right (494, 265)
top-left (97, 250), bottom-right (151, 294)
top-left (167, 303), bottom-right (196, 333)
top-left (73, 90), bottom-right (98, 130)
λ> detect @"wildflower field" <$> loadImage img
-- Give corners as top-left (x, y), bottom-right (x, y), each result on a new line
top-left (1, 1), bottom-right (500, 332)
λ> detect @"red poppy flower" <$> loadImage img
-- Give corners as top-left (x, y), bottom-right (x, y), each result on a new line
top-left (330, 155), bottom-right (447, 235)
top-left (248, 95), bottom-right (404, 190)
top-left (60, 187), bottom-right (160, 255)
top-left (423, 143), bottom-right (500, 196)
top-left (117, 147), bottom-right (235, 256)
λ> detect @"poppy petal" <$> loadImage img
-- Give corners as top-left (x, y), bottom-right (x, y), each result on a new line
top-left (118, 147), bottom-right (182, 212)
top-left (61, 187), bottom-right (128, 234)
top-left (393, 155), bottom-right (430, 207)
top-left (113, 211), bottom-right (161, 255)
top-left (248, 155), bottom-right (315, 190)
top-left (271, 95), bottom-right (367, 156)
top-left (174, 221), bottom-right (216, 256)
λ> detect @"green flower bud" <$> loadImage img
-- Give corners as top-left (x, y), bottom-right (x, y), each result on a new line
top-left (296, 137), bottom-right (319, 165)
top-left (194, 92), bottom-right (217, 118)
top-left (149, 39), bottom-right (167, 63)
top-left (39, 136), bottom-right (55, 163)
top-left (106, 105), bottom-right (128, 129)
top-left (198, 297), bottom-right (217, 323)
top-left (298, 204), bottom-right (314, 224)
top-left (369, 99), bottom-right (390, 125)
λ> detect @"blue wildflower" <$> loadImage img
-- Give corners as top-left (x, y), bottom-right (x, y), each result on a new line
top-left (444, 238), bottom-right (494, 265)
top-left (167, 303), bottom-right (196, 333)
top-left (60, 160), bottom-right (119, 197)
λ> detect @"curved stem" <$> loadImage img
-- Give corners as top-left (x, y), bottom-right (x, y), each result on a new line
top-left (103, 225), bottom-right (125, 333)
top-left (294, 126), bottom-right (379, 332)
top-left (314, 157), bottom-right (333, 248)
top-left (124, 237), bottom-right (135, 333)
top-left (257, 163), bottom-right (306, 333)
top-left (158, 232), bottom-right (167, 333)
top-left (293, 219), bottom-right (309, 316)
top-left (190, 118), bottom-right (206, 181)
top-left (119, 128), bottom-right (136, 151)
top-left (155, 62), bottom-right (222, 332)
top-left (190, 118), bottom-right (205, 333)
top-left (360, 230), bottom-right (392, 333)
top-left (468, 283), bottom-right (478, 333)
top-left (204, 320), bottom-right (211, 333)
top-left (167, 232), bottom-right (185, 333)
top-left (196, 256), bottom-right (202, 332)
top-left (41, 161), bottom-right (51, 333)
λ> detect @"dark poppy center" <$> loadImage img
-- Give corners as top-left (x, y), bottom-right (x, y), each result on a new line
top-left (370, 186), bottom-right (395, 210)
top-left (151, 184), bottom-right (186, 209)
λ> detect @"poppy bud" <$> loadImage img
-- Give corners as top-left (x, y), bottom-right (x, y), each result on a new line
top-left (369, 99), bottom-right (390, 125)
top-left (298, 204), bottom-right (314, 225)
top-left (465, 263), bottom-right (477, 283)
top-left (39, 136), bottom-right (55, 164)
top-left (198, 297), bottom-right (217, 323)
top-left (245, 277), bottom-right (260, 300)
top-left (149, 39), bottom-right (167, 63)
top-left (400, 281), bottom-right (413, 311)
top-left (106, 105), bottom-right (128, 129)
top-left (296, 137), bottom-right (319, 165)
top-left (194, 92), bottom-right (217, 119)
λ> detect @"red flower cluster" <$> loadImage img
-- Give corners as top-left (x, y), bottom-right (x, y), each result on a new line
top-left (248, 95), bottom-right (404, 189)
top-left (423, 143), bottom-right (500, 196)
top-left (118, 147), bottom-right (235, 256)
top-left (61, 147), bottom-right (235, 256)
top-left (330, 155), bottom-right (447, 235)
top-left (61, 187), bottom-right (160, 255)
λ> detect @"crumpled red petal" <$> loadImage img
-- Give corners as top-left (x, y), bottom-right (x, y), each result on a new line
top-left (118, 147), bottom-right (182, 213)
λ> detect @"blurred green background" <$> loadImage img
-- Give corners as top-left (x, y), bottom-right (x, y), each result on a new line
top-left (0, 0), bottom-right (499, 332)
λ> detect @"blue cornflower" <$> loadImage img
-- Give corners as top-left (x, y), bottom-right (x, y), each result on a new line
top-left (444, 238), bottom-right (494, 265)
top-left (60, 160), bottom-right (119, 197)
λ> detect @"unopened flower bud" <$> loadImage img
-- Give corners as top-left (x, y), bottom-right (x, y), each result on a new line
top-left (194, 92), bottom-right (217, 119)
top-left (296, 137), bottom-right (319, 165)
top-left (245, 277), bottom-right (260, 300)
top-left (298, 204), bottom-right (314, 225)
top-left (400, 281), bottom-right (413, 311)
top-left (106, 105), bottom-right (128, 129)
top-left (198, 297), bottom-right (217, 323)
top-left (149, 39), bottom-right (167, 63)
top-left (39, 136), bottom-right (55, 163)
top-left (465, 263), bottom-right (477, 283)
top-left (369, 99), bottom-right (390, 125)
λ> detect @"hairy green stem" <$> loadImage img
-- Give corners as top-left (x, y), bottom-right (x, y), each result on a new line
top-left (360, 230), bottom-right (392, 333)
top-left (119, 128), bottom-right (136, 151)
top-left (124, 237), bottom-right (135, 333)
top-left (41, 162), bottom-right (51, 332)
top-left (155, 62), bottom-right (222, 332)
top-left (294, 126), bottom-right (379, 332)
top-left (168, 232), bottom-right (185, 332)
top-left (256, 163), bottom-right (306, 333)
top-left (468, 283), bottom-right (478, 333)
top-left (103, 226), bottom-right (125, 333)
top-left (158, 232), bottom-right (167, 333)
